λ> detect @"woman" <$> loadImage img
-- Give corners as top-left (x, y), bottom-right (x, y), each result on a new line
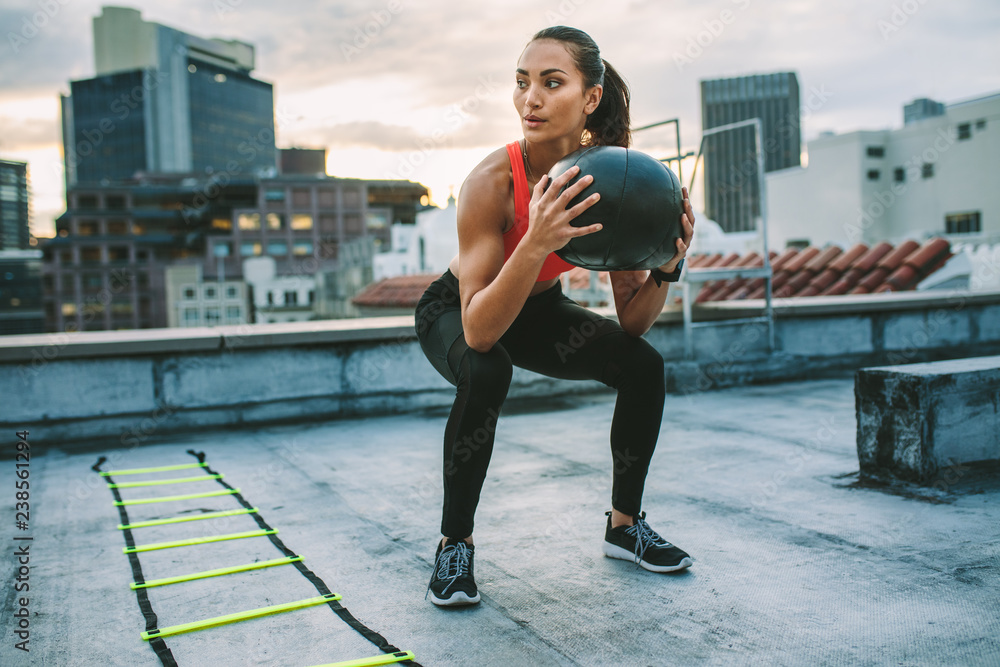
top-left (416, 26), bottom-right (695, 607)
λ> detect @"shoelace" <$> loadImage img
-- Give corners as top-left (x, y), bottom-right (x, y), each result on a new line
top-left (625, 512), bottom-right (672, 565)
top-left (426, 541), bottom-right (472, 598)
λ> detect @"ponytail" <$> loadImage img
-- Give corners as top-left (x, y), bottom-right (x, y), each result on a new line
top-left (530, 26), bottom-right (631, 149)
top-left (584, 59), bottom-right (631, 148)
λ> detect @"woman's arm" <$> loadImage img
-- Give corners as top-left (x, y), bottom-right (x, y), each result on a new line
top-left (610, 189), bottom-right (695, 337)
top-left (458, 160), bottom-right (602, 352)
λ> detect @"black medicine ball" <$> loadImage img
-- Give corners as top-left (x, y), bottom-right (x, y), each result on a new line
top-left (546, 146), bottom-right (683, 271)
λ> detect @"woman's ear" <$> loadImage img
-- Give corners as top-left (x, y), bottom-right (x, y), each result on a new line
top-left (584, 84), bottom-right (603, 115)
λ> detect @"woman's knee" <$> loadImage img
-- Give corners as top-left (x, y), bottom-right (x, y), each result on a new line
top-left (616, 337), bottom-right (665, 394)
top-left (458, 345), bottom-right (513, 397)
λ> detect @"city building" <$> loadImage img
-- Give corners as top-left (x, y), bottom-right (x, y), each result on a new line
top-left (61, 6), bottom-right (275, 186)
top-left (904, 98), bottom-right (945, 126)
top-left (43, 173), bottom-right (426, 331)
top-left (164, 262), bottom-right (249, 327)
top-left (767, 92), bottom-right (1000, 250)
top-left (41, 176), bottom-right (258, 332)
top-left (221, 175), bottom-right (426, 281)
top-left (45, 6), bottom-right (428, 333)
top-left (280, 148), bottom-right (327, 176)
top-left (243, 256), bottom-right (315, 324)
top-left (374, 195), bottom-right (457, 281)
top-left (0, 249), bottom-right (44, 335)
top-left (700, 72), bottom-right (801, 233)
top-left (313, 236), bottom-right (377, 319)
top-left (0, 159), bottom-right (30, 250)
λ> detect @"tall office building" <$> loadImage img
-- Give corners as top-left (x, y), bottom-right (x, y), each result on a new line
top-left (700, 72), bottom-right (801, 233)
top-left (61, 6), bottom-right (276, 185)
top-left (0, 159), bottom-right (30, 250)
top-left (0, 249), bottom-right (44, 335)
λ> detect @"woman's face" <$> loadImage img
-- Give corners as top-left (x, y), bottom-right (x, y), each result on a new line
top-left (514, 39), bottom-right (602, 142)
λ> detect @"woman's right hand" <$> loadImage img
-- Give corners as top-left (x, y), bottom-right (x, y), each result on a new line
top-left (524, 165), bottom-right (604, 254)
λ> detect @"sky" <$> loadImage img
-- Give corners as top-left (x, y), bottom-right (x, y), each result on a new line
top-left (1, 0), bottom-right (998, 239)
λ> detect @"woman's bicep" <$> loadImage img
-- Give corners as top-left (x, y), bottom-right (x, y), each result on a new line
top-left (456, 175), bottom-right (508, 308)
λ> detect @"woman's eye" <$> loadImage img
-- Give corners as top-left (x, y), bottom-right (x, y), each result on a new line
top-left (546, 79), bottom-right (561, 88)
top-left (516, 80), bottom-right (526, 89)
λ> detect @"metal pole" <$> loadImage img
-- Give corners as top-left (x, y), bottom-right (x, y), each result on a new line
top-left (683, 280), bottom-right (693, 360)
top-left (631, 117), bottom-right (682, 184)
top-left (675, 121), bottom-right (683, 186)
top-left (753, 118), bottom-right (775, 353)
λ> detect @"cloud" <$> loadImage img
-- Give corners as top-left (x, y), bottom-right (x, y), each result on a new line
top-left (289, 110), bottom-right (515, 153)
top-left (0, 116), bottom-right (61, 151)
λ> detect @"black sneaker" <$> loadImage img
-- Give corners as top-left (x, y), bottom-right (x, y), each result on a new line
top-left (603, 511), bottom-right (692, 573)
top-left (426, 539), bottom-right (480, 606)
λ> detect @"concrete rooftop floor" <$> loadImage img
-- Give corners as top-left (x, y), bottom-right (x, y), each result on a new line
top-left (3, 377), bottom-right (999, 666)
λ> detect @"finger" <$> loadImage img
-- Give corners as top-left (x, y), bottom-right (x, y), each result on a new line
top-left (530, 174), bottom-right (548, 200)
top-left (681, 212), bottom-right (694, 234)
top-left (565, 191), bottom-right (601, 218)
top-left (549, 165), bottom-right (582, 191)
top-left (570, 222), bottom-right (603, 237)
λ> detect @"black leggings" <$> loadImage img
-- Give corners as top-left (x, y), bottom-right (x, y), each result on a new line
top-left (415, 270), bottom-right (665, 539)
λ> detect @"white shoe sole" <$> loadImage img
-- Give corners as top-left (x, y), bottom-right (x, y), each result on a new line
top-left (603, 542), bottom-right (693, 572)
top-left (429, 590), bottom-right (481, 606)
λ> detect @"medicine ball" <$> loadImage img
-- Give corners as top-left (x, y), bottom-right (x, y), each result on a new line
top-left (546, 145), bottom-right (683, 271)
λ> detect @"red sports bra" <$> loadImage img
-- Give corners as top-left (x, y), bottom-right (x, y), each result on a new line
top-left (503, 141), bottom-right (575, 282)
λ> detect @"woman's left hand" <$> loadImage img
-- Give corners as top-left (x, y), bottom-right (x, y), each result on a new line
top-left (658, 186), bottom-right (695, 274)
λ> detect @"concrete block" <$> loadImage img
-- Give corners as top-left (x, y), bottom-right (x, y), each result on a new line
top-left (856, 355), bottom-right (1000, 482)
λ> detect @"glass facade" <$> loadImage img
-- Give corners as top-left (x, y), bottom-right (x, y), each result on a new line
top-left (0, 161), bottom-right (30, 250)
top-left (70, 71), bottom-right (148, 183)
top-left (0, 256), bottom-right (44, 334)
top-left (187, 59), bottom-right (276, 176)
top-left (700, 72), bottom-right (801, 233)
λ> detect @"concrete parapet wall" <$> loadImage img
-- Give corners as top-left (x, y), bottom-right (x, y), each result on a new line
top-left (3, 290), bottom-right (1000, 446)
top-left (856, 356), bottom-right (1000, 482)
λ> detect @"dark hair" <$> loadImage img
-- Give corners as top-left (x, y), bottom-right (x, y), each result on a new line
top-left (530, 26), bottom-right (631, 148)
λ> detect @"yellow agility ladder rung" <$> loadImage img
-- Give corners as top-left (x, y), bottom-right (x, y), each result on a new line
top-left (308, 651), bottom-right (417, 667)
top-left (124, 529), bottom-right (277, 554)
top-left (131, 555), bottom-right (302, 589)
top-left (114, 488), bottom-right (240, 506)
top-left (108, 474), bottom-right (222, 489)
top-left (141, 593), bottom-right (341, 640)
top-left (119, 507), bottom-right (258, 530)
top-left (101, 462), bottom-right (209, 476)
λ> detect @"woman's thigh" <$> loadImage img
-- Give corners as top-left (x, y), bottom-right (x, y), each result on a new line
top-left (500, 292), bottom-right (628, 382)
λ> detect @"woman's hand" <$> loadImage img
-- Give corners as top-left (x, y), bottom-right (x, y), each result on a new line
top-left (524, 165), bottom-right (604, 255)
top-left (658, 187), bottom-right (695, 273)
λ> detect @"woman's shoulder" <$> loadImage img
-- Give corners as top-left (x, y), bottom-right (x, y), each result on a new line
top-left (457, 144), bottom-right (516, 211)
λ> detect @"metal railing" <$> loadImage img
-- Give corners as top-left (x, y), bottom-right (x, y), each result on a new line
top-left (682, 118), bottom-right (774, 359)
